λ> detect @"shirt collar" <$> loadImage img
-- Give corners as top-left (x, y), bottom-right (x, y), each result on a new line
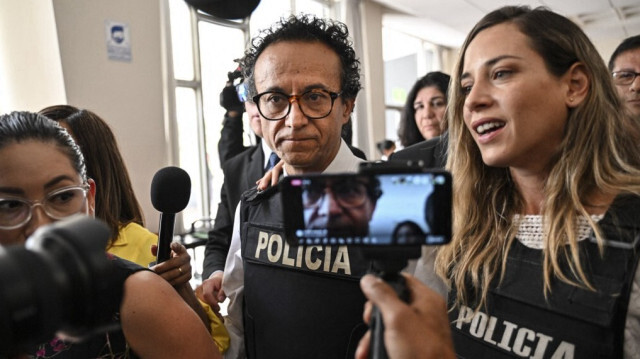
top-left (282, 139), bottom-right (363, 176)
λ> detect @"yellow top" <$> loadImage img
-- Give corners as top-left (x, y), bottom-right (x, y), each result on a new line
top-left (107, 222), bottom-right (157, 267)
top-left (199, 298), bottom-right (230, 353)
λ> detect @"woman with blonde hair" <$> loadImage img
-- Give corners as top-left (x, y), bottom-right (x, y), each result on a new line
top-left (436, 6), bottom-right (640, 358)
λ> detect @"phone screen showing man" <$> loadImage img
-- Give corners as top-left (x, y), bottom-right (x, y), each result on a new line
top-left (280, 171), bottom-right (451, 246)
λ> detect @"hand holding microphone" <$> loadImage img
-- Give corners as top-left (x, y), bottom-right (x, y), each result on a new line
top-left (149, 166), bottom-right (213, 330)
top-left (151, 241), bottom-right (192, 286)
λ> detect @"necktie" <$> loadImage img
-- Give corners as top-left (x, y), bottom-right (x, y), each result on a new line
top-left (266, 152), bottom-right (280, 171)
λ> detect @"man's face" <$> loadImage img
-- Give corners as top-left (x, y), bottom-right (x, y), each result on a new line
top-left (611, 48), bottom-right (640, 119)
top-left (245, 101), bottom-right (262, 138)
top-left (253, 41), bottom-right (354, 175)
top-left (303, 178), bottom-right (376, 237)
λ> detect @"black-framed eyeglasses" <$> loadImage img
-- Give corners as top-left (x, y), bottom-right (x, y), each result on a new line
top-left (252, 89), bottom-right (342, 121)
top-left (0, 184), bottom-right (90, 230)
top-left (303, 181), bottom-right (369, 210)
top-left (612, 71), bottom-right (640, 86)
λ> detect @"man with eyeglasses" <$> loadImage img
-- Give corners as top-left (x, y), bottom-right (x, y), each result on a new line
top-left (609, 35), bottom-right (640, 121)
top-left (303, 177), bottom-right (381, 237)
top-left (220, 14), bottom-right (372, 359)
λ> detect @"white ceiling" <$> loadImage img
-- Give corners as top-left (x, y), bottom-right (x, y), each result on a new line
top-left (372, 0), bottom-right (640, 57)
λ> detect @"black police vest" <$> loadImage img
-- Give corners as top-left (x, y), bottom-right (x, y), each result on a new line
top-left (239, 186), bottom-right (371, 359)
top-left (450, 195), bottom-right (640, 359)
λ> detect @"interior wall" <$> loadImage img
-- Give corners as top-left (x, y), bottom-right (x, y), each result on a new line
top-left (52, 0), bottom-right (168, 230)
top-left (359, 0), bottom-right (386, 157)
top-left (0, 0), bottom-right (66, 113)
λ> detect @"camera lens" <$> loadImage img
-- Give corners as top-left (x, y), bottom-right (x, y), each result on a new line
top-left (0, 216), bottom-right (114, 355)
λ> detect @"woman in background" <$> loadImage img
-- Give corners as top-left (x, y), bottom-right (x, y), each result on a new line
top-left (39, 105), bottom-right (156, 266)
top-left (397, 71), bottom-right (450, 148)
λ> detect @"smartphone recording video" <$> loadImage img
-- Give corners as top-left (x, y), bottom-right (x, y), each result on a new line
top-left (280, 170), bottom-right (451, 247)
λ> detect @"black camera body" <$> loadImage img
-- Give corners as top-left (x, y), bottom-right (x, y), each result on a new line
top-left (0, 216), bottom-right (116, 355)
top-left (221, 68), bottom-right (249, 108)
top-left (227, 68), bottom-right (243, 83)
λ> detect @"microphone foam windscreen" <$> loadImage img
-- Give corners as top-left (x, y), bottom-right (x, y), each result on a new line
top-left (150, 166), bottom-right (192, 213)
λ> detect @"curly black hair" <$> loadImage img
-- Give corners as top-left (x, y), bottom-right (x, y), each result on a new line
top-left (239, 14), bottom-right (361, 100)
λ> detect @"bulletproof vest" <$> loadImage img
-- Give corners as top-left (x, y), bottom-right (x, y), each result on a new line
top-left (239, 186), bottom-right (371, 359)
top-left (449, 195), bottom-right (640, 359)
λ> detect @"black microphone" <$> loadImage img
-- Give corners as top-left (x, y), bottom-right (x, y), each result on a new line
top-left (150, 166), bottom-right (191, 263)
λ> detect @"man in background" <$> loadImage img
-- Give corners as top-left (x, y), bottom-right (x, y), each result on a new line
top-left (217, 70), bottom-right (261, 164)
top-left (609, 35), bottom-right (640, 122)
top-left (201, 75), bottom-right (277, 307)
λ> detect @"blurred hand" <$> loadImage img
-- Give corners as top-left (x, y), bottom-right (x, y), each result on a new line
top-left (356, 274), bottom-right (455, 359)
top-left (199, 271), bottom-right (226, 312)
top-left (151, 242), bottom-right (192, 287)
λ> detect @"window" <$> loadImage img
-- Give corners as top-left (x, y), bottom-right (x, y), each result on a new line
top-left (382, 26), bottom-right (441, 149)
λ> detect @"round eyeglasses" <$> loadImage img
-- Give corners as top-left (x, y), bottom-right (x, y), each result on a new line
top-left (612, 71), bottom-right (640, 86)
top-left (303, 181), bottom-right (369, 210)
top-left (0, 184), bottom-right (90, 230)
top-left (252, 89), bottom-right (342, 121)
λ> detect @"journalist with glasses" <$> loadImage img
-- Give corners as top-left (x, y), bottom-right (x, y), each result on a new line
top-left (0, 184), bottom-right (90, 234)
top-left (609, 35), bottom-right (640, 121)
top-left (0, 111), bottom-right (221, 357)
top-left (303, 176), bottom-right (382, 237)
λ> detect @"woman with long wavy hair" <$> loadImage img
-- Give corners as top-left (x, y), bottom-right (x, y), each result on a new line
top-left (435, 6), bottom-right (640, 358)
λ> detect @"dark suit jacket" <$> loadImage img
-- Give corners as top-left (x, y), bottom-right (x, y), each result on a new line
top-left (388, 134), bottom-right (448, 168)
top-left (203, 144), bottom-right (264, 278)
top-left (217, 111), bottom-right (260, 165)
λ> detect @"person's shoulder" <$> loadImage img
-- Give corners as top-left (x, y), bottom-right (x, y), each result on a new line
top-left (126, 268), bottom-right (161, 285)
top-left (108, 252), bottom-right (148, 271)
top-left (120, 222), bottom-right (155, 238)
top-left (243, 183), bottom-right (278, 203)
top-left (392, 137), bottom-right (441, 157)
top-left (389, 134), bottom-right (447, 167)
top-left (223, 145), bottom-right (261, 170)
top-left (116, 222), bottom-right (158, 250)
top-left (597, 193), bottom-right (640, 249)
top-left (349, 144), bottom-right (367, 160)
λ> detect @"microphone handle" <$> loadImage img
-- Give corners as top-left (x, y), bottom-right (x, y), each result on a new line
top-left (156, 213), bottom-right (175, 263)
